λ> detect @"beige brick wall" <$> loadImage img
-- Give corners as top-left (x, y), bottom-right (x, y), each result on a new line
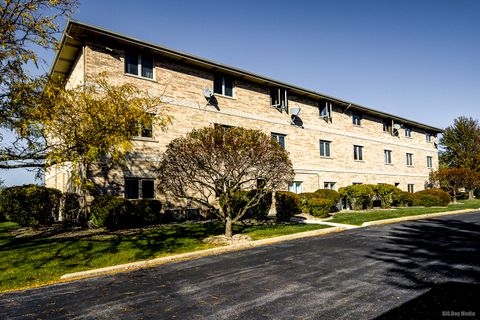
top-left (46, 40), bottom-right (439, 198)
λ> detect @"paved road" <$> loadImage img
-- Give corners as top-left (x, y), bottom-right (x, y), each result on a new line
top-left (1, 212), bottom-right (480, 320)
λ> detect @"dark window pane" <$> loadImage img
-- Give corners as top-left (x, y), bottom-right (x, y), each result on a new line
top-left (125, 179), bottom-right (139, 199)
top-left (277, 135), bottom-right (285, 149)
top-left (125, 53), bottom-right (138, 75)
top-left (141, 56), bottom-right (153, 79)
top-left (213, 76), bottom-right (223, 94)
top-left (142, 180), bottom-right (155, 199)
top-left (141, 115), bottom-right (153, 138)
top-left (224, 77), bottom-right (233, 97)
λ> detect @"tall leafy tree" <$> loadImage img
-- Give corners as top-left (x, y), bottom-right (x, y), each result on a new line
top-left (430, 168), bottom-right (480, 202)
top-left (1, 0), bottom-right (78, 165)
top-left (440, 116), bottom-right (480, 171)
top-left (157, 126), bottom-right (294, 237)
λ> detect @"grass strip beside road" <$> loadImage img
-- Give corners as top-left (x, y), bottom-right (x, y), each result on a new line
top-left (0, 222), bottom-right (329, 292)
top-left (330, 199), bottom-right (480, 226)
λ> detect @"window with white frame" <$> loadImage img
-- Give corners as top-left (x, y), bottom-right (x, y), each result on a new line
top-left (354, 145), bottom-right (364, 161)
top-left (405, 127), bottom-right (412, 138)
top-left (352, 112), bottom-right (362, 126)
top-left (270, 88), bottom-right (288, 111)
top-left (319, 100), bottom-right (332, 120)
top-left (288, 181), bottom-right (302, 194)
top-left (427, 156), bottom-right (433, 168)
top-left (320, 140), bottom-right (331, 157)
top-left (271, 132), bottom-right (286, 149)
top-left (384, 150), bottom-right (392, 164)
top-left (125, 52), bottom-right (153, 79)
top-left (213, 75), bottom-right (234, 97)
top-left (130, 114), bottom-right (154, 138)
top-left (407, 184), bottom-right (415, 193)
top-left (324, 182), bottom-right (336, 190)
top-left (406, 153), bottom-right (413, 166)
top-left (125, 178), bottom-right (155, 199)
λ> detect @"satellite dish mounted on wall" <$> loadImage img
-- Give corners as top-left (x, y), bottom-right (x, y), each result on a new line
top-left (289, 108), bottom-right (303, 128)
top-left (203, 88), bottom-right (214, 99)
top-left (393, 123), bottom-right (402, 130)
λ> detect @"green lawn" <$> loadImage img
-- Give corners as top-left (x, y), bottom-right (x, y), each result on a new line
top-left (0, 221), bottom-right (328, 292)
top-left (330, 199), bottom-right (480, 226)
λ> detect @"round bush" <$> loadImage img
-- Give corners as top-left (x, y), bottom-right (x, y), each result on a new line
top-left (0, 185), bottom-right (62, 227)
top-left (62, 193), bottom-right (82, 226)
top-left (275, 191), bottom-right (302, 222)
top-left (90, 196), bottom-right (163, 230)
top-left (415, 194), bottom-right (444, 207)
top-left (229, 190), bottom-right (273, 221)
top-left (339, 184), bottom-right (375, 210)
top-left (392, 191), bottom-right (419, 207)
top-left (307, 197), bottom-right (336, 218)
top-left (299, 193), bottom-right (317, 213)
top-left (313, 189), bottom-right (341, 204)
top-left (415, 188), bottom-right (451, 206)
top-left (373, 184), bottom-right (403, 208)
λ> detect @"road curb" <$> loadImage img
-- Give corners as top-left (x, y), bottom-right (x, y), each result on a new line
top-left (60, 226), bottom-right (345, 281)
top-left (361, 208), bottom-right (480, 227)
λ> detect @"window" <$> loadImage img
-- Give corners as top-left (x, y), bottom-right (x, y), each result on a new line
top-left (354, 145), bottom-right (364, 161)
top-left (406, 153), bottom-right (413, 166)
top-left (270, 88), bottom-right (288, 111)
top-left (288, 181), bottom-right (302, 194)
top-left (407, 184), bottom-right (415, 193)
top-left (353, 182), bottom-right (363, 185)
top-left (405, 127), bottom-right (412, 138)
top-left (271, 133), bottom-right (286, 149)
top-left (383, 119), bottom-right (392, 133)
top-left (213, 75), bottom-right (234, 97)
top-left (384, 150), bottom-right (392, 164)
top-left (130, 114), bottom-right (153, 138)
top-left (257, 179), bottom-right (266, 189)
top-left (125, 178), bottom-right (155, 199)
top-left (125, 52), bottom-right (153, 79)
top-left (426, 133), bottom-right (432, 142)
top-left (320, 140), bottom-right (331, 157)
top-left (324, 182), bottom-right (336, 190)
top-left (427, 156), bottom-right (433, 168)
top-left (319, 100), bottom-right (332, 121)
top-left (352, 112), bottom-right (362, 126)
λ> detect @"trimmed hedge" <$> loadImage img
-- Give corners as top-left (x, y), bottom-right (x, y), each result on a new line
top-left (372, 184), bottom-right (403, 208)
top-left (275, 191), bottom-right (302, 222)
top-left (229, 190), bottom-right (272, 221)
top-left (62, 193), bottom-right (82, 226)
top-left (313, 189), bottom-right (341, 204)
top-left (339, 184), bottom-right (375, 210)
top-left (306, 197), bottom-right (336, 218)
top-left (90, 196), bottom-right (163, 230)
top-left (392, 191), bottom-right (418, 207)
top-left (0, 185), bottom-right (62, 227)
top-left (414, 188), bottom-right (451, 207)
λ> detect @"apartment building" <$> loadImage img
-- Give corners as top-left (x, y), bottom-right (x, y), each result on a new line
top-left (46, 21), bottom-right (442, 201)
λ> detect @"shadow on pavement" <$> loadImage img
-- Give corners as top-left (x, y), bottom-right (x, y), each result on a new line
top-left (374, 282), bottom-right (479, 320)
top-left (368, 217), bottom-right (480, 319)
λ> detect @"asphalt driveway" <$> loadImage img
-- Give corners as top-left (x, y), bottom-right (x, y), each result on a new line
top-left (1, 212), bottom-right (480, 320)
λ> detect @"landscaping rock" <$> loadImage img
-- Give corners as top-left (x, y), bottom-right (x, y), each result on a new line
top-left (203, 234), bottom-right (253, 245)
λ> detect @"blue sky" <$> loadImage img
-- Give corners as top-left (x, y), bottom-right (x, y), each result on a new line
top-left (2, 0), bottom-right (480, 186)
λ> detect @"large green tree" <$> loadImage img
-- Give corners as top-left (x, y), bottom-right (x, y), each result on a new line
top-left (157, 126), bottom-right (294, 237)
top-left (1, 0), bottom-right (78, 169)
top-left (430, 167), bottom-right (480, 202)
top-left (440, 116), bottom-right (480, 171)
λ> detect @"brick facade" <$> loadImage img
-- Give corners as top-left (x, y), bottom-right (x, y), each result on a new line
top-left (45, 22), bottom-right (441, 203)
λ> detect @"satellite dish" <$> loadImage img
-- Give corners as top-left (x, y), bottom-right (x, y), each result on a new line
top-left (393, 123), bottom-right (402, 130)
top-left (203, 88), bottom-right (214, 99)
top-left (290, 114), bottom-right (303, 127)
top-left (290, 108), bottom-right (301, 116)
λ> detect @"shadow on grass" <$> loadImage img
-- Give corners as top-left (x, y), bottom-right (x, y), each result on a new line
top-left (368, 217), bottom-right (480, 318)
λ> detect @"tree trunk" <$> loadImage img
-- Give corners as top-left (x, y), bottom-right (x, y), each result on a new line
top-left (469, 189), bottom-right (474, 200)
top-left (225, 216), bottom-right (233, 238)
top-left (452, 190), bottom-right (457, 204)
